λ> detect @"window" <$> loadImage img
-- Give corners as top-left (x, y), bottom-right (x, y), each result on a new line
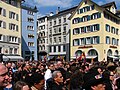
top-left (93, 36), bottom-right (99, 44)
top-left (58, 37), bottom-right (61, 42)
top-left (28, 34), bottom-right (34, 38)
top-left (28, 17), bottom-right (34, 23)
top-left (0, 20), bottom-right (6, 29)
top-left (58, 27), bottom-right (61, 32)
top-left (54, 46), bottom-right (56, 52)
top-left (58, 46), bottom-right (61, 52)
top-left (117, 39), bottom-right (119, 46)
top-left (14, 48), bottom-right (18, 54)
top-left (63, 36), bottom-right (66, 42)
top-left (86, 26), bottom-right (91, 32)
top-left (63, 26), bottom-right (66, 33)
top-left (106, 24), bottom-right (110, 32)
top-left (54, 37), bottom-right (56, 43)
top-left (54, 28), bottom-right (57, 33)
top-left (9, 48), bottom-right (13, 54)
top-left (54, 20), bottom-right (56, 25)
top-left (59, 18), bottom-right (61, 24)
top-left (72, 17), bottom-right (80, 24)
top-left (73, 28), bottom-right (79, 35)
top-left (27, 25), bottom-right (34, 30)
top-left (49, 46), bottom-right (52, 52)
top-left (112, 38), bottom-right (116, 45)
top-left (106, 36), bottom-right (110, 44)
top-left (50, 38), bottom-right (52, 43)
top-left (86, 37), bottom-right (91, 44)
top-left (50, 21), bottom-right (52, 26)
top-left (73, 39), bottom-right (79, 46)
top-left (63, 17), bottom-right (66, 22)
top-left (0, 35), bottom-right (3, 41)
top-left (0, 8), bottom-right (6, 17)
top-left (28, 42), bottom-right (34, 46)
top-left (116, 29), bottom-right (119, 35)
top-left (111, 27), bottom-right (115, 34)
top-left (93, 24), bottom-right (99, 31)
top-left (80, 38), bottom-right (85, 45)
top-left (27, 11), bottom-right (34, 15)
top-left (63, 45), bottom-right (66, 52)
top-left (81, 27), bottom-right (85, 33)
top-left (9, 23), bottom-right (18, 31)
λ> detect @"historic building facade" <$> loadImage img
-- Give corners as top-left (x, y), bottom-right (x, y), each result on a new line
top-left (21, 5), bottom-right (38, 60)
top-left (0, 0), bottom-right (23, 61)
top-left (69, 0), bottom-right (120, 62)
top-left (47, 7), bottom-right (77, 61)
top-left (37, 16), bottom-right (48, 60)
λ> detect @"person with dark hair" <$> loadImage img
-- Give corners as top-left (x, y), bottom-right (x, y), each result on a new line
top-left (69, 70), bottom-right (84, 90)
top-left (30, 72), bottom-right (45, 90)
top-left (0, 63), bottom-right (9, 90)
top-left (102, 70), bottom-right (114, 90)
top-left (13, 81), bottom-right (30, 90)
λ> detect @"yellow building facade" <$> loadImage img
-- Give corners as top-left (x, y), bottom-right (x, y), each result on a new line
top-left (0, 0), bottom-right (23, 61)
top-left (69, 0), bottom-right (120, 62)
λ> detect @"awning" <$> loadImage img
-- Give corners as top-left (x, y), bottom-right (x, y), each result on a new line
top-left (86, 56), bottom-right (97, 59)
top-left (3, 55), bottom-right (24, 61)
top-left (108, 56), bottom-right (118, 59)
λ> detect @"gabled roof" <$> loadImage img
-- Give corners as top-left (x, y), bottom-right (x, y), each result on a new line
top-left (101, 1), bottom-right (117, 9)
top-left (69, 0), bottom-right (120, 20)
top-left (69, 0), bottom-right (104, 20)
top-left (48, 6), bottom-right (77, 20)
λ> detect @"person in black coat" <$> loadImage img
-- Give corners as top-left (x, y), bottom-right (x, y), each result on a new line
top-left (47, 71), bottom-right (64, 90)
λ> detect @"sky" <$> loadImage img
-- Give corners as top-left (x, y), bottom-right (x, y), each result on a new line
top-left (23, 0), bottom-right (120, 17)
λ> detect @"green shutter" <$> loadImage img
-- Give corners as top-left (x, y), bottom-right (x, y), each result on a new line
top-left (97, 36), bottom-right (100, 44)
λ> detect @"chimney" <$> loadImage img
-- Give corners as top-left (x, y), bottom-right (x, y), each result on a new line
top-left (49, 12), bottom-right (54, 16)
top-left (56, 7), bottom-right (60, 14)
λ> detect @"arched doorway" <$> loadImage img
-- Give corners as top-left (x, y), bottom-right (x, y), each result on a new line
top-left (75, 50), bottom-right (82, 58)
top-left (107, 49), bottom-right (113, 62)
top-left (87, 49), bottom-right (98, 63)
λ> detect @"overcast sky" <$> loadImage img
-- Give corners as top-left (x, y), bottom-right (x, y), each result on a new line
top-left (23, 0), bottom-right (120, 17)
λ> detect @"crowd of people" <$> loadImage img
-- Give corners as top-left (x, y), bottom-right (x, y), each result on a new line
top-left (0, 59), bottom-right (120, 90)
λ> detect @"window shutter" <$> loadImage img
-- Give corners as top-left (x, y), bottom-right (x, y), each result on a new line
top-left (73, 29), bottom-right (74, 35)
top-left (16, 25), bottom-right (18, 31)
top-left (72, 19), bottom-right (74, 24)
top-left (97, 36), bottom-right (100, 44)
top-left (84, 38), bottom-right (86, 45)
top-left (18, 38), bottom-right (21, 43)
top-left (90, 26), bottom-right (93, 32)
top-left (97, 24), bottom-right (99, 30)
top-left (91, 37), bottom-right (93, 44)
top-left (98, 13), bottom-right (101, 18)
top-left (16, 14), bottom-right (18, 21)
top-left (9, 11), bottom-right (11, 18)
top-left (91, 14), bottom-right (93, 20)
top-left (84, 27), bottom-right (86, 33)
